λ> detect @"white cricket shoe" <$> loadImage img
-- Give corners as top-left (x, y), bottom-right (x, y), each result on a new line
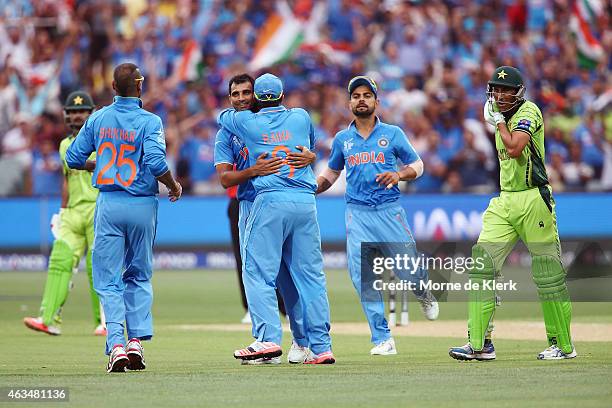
top-left (370, 337), bottom-right (397, 355)
top-left (537, 345), bottom-right (577, 360)
top-left (107, 344), bottom-right (129, 373)
top-left (94, 324), bottom-right (107, 336)
top-left (126, 338), bottom-right (146, 370)
top-left (234, 341), bottom-right (282, 360)
top-left (241, 311), bottom-right (252, 324)
top-left (287, 341), bottom-right (311, 364)
top-left (417, 290), bottom-right (439, 320)
top-left (241, 356), bottom-right (281, 365)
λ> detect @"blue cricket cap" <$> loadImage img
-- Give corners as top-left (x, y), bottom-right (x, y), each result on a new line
top-left (254, 73), bottom-right (284, 101)
top-left (348, 75), bottom-right (378, 98)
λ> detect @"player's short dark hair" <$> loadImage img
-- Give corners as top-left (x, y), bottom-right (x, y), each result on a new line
top-left (255, 96), bottom-right (283, 110)
top-left (228, 73), bottom-right (254, 95)
top-left (113, 63), bottom-right (143, 96)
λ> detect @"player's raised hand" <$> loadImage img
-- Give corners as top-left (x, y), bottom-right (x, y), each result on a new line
top-left (484, 98), bottom-right (505, 126)
top-left (375, 171), bottom-right (401, 189)
top-left (168, 181), bottom-right (182, 202)
top-left (286, 146), bottom-right (316, 168)
top-left (251, 152), bottom-right (284, 176)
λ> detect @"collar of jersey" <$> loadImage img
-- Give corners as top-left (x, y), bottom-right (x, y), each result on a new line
top-left (347, 116), bottom-right (382, 136)
top-left (256, 105), bottom-right (287, 115)
top-left (113, 96), bottom-right (143, 108)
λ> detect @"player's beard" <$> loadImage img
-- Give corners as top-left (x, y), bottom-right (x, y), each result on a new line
top-left (352, 104), bottom-right (375, 118)
top-left (70, 121), bottom-right (85, 132)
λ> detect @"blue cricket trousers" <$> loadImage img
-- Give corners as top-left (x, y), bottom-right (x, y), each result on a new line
top-left (346, 201), bottom-right (428, 344)
top-left (92, 191), bottom-right (158, 354)
top-left (239, 199), bottom-right (307, 348)
top-left (242, 191), bottom-right (332, 355)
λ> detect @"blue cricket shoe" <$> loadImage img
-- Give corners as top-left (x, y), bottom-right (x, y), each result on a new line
top-left (449, 339), bottom-right (496, 361)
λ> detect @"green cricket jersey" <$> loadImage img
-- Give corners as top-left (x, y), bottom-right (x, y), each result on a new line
top-left (495, 100), bottom-right (548, 192)
top-left (59, 135), bottom-right (98, 207)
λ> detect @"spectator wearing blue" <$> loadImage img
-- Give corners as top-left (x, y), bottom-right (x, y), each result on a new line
top-left (31, 138), bottom-right (62, 196)
top-left (574, 112), bottom-right (605, 176)
top-left (179, 121), bottom-right (218, 195)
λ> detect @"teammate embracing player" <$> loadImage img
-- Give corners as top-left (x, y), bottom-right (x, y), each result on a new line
top-left (214, 73), bottom-right (317, 364)
top-left (449, 66), bottom-right (575, 361)
top-left (317, 76), bottom-right (438, 356)
top-left (24, 91), bottom-right (105, 337)
top-left (218, 73), bottom-right (334, 364)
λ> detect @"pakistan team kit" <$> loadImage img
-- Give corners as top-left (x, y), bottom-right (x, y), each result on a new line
top-left (450, 66), bottom-right (575, 361)
top-left (24, 91), bottom-right (105, 337)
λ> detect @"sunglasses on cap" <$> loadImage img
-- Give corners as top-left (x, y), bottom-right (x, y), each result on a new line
top-left (348, 76), bottom-right (378, 96)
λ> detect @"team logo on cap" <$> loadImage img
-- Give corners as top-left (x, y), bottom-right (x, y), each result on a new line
top-left (378, 137), bottom-right (389, 148)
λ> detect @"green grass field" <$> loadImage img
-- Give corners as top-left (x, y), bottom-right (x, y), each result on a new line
top-left (1, 270), bottom-right (611, 407)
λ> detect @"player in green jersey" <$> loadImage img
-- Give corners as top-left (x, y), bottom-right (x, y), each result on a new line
top-left (449, 66), bottom-right (576, 361)
top-left (24, 91), bottom-right (106, 336)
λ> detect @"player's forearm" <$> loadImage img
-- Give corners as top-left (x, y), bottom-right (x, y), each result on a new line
top-left (398, 160), bottom-right (424, 181)
top-left (219, 168), bottom-right (254, 189)
top-left (316, 167), bottom-right (341, 194)
top-left (80, 160), bottom-right (96, 172)
top-left (398, 167), bottom-right (417, 181)
top-left (316, 176), bottom-right (333, 194)
top-left (156, 169), bottom-right (180, 191)
top-left (497, 124), bottom-right (523, 158)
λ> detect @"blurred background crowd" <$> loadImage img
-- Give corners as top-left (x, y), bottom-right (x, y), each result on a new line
top-left (0, 0), bottom-right (610, 197)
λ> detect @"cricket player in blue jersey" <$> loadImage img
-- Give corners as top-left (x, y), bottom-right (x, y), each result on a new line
top-left (66, 63), bottom-right (182, 373)
top-left (317, 76), bottom-right (439, 356)
top-left (214, 73), bottom-right (316, 364)
top-left (218, 73), bottom-right (334, 364)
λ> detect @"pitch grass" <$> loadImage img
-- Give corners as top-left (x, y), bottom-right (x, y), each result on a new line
top-left (1, 270), bottom-right (611, 408)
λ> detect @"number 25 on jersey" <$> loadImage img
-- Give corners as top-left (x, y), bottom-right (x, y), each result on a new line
top-left (96, 142), bottom-right (137, 187)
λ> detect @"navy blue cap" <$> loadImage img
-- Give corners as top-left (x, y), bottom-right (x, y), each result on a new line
top-left (348, 75), bottom-right (378, 98)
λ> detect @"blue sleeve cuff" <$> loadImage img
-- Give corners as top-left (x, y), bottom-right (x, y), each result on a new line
top-left (151, 163), bottom-right (169, 178)
top-left (65, 152), bottom-right (86, 169)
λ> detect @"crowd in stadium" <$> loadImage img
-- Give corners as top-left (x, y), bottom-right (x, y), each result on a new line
top-left (0, 0), bottom-right (610, 196)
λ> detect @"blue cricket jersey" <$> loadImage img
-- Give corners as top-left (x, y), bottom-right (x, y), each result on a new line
top-left (213, 127), bottom-right (256, 202)
top-left (217, 106), bottom-right (317, 195)
top-left (328, 118), bottom-right (420, 207)
top-left (65, 96), bottom-right (169, 196)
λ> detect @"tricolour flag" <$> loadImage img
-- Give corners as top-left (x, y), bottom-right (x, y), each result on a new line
top-left (248, 2), bottom-right (304, 71)
top-left (569, 0), bottom-right (605, 69)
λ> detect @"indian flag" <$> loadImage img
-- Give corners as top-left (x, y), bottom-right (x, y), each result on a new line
top-left (248, 2), bottom-right (304, 71)
top-left (177, 39), bottom-right (202, 82)
top-left (570, 0), bottom-right (605, 69)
